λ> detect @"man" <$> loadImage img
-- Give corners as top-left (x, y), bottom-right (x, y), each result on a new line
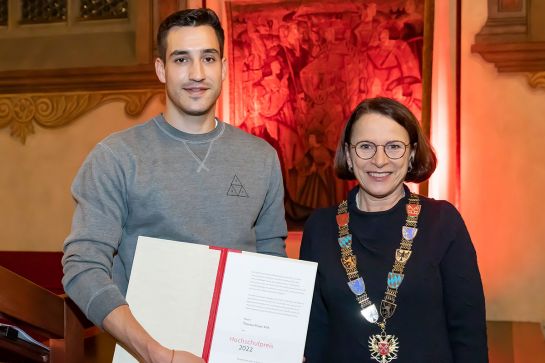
top-left (62, 8), bottom-right (287, 363)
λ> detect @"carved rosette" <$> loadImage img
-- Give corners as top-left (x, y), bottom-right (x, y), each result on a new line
top-left (0, 90), bottom-right (162, 143)
top-left (528, 72), bottom-right (545, 90)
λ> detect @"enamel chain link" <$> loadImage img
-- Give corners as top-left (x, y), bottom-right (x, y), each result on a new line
top-left (336, 193), bottom-right (421, 362)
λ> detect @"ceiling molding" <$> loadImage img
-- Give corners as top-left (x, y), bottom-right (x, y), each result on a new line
top-left (472, 0), bottom-right (545, 87)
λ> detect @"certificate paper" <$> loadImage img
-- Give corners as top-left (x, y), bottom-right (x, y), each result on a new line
top-left (113, 236), bottom-right (317, 363)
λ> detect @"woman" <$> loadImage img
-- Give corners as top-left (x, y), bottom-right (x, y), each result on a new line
top-left (300, 97), bottom-right (487, 362)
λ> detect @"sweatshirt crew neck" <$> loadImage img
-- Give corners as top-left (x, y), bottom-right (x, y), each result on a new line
top-left (153, 114), bottom-right (225, 143)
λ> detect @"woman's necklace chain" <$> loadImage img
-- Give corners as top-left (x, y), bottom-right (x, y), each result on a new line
top-left (336, 192), bottom-right (421, 363)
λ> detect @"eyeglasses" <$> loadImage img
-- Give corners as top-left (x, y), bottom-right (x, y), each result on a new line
top-left (349, 140), bottom-right (410, 160)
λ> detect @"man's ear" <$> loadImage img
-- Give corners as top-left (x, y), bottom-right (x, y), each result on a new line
top-left (221, 57), bottom-right (227, 81)
top-left (155, 57), bottom-right (166, 84)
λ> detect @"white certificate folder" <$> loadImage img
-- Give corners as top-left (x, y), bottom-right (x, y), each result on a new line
top-left (113, 236), bottom-right (317, 363)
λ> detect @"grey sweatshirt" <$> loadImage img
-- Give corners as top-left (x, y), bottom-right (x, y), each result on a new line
top-left (62, 115), bottom-right (287, 327)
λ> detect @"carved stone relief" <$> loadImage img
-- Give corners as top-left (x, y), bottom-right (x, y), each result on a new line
top-left (528, 72), bottom-right (545, 89)
top-left (0, 90), bottom-right (162, 143)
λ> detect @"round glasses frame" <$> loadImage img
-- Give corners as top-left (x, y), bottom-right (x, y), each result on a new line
top-left (349, 140), bottom-right (410, 160)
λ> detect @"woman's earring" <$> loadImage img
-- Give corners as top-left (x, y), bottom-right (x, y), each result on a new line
top-left (408, 158), bottom-right (414, 172)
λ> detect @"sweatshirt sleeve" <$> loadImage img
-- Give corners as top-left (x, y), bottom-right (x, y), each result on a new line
top-left (62, 143), bottom-right (128, 328)
top-left (254, 149), bottom-right (287, 257)
top-left (440, 205), bottom-right (488, 362)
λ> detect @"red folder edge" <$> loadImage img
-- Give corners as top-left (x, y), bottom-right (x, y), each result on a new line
top-left (202, 247), bottom-right (242, 362)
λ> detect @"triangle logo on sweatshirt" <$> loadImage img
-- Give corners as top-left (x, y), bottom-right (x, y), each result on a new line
top-left (227, 175), bottom-right (249, 197)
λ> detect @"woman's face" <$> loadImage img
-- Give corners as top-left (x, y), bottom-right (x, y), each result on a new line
top-left (345, 112), bottom-right (414, 200)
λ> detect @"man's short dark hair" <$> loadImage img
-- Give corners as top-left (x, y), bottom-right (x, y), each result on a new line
top-left (334, 97), bottom-right (437, 183)
top-left (157, 8), bottom-right (225, 61)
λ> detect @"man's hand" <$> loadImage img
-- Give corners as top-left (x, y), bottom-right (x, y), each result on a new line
top-left (172, 351), bottom-right (206, 363)
top-left (103, 305), bottom-right (205, 363)
top-left (148, 346), bottom-right (205, 363)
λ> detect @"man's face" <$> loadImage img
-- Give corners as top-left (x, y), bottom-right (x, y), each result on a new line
top-left (155, 25), bottom-right (226, 118)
